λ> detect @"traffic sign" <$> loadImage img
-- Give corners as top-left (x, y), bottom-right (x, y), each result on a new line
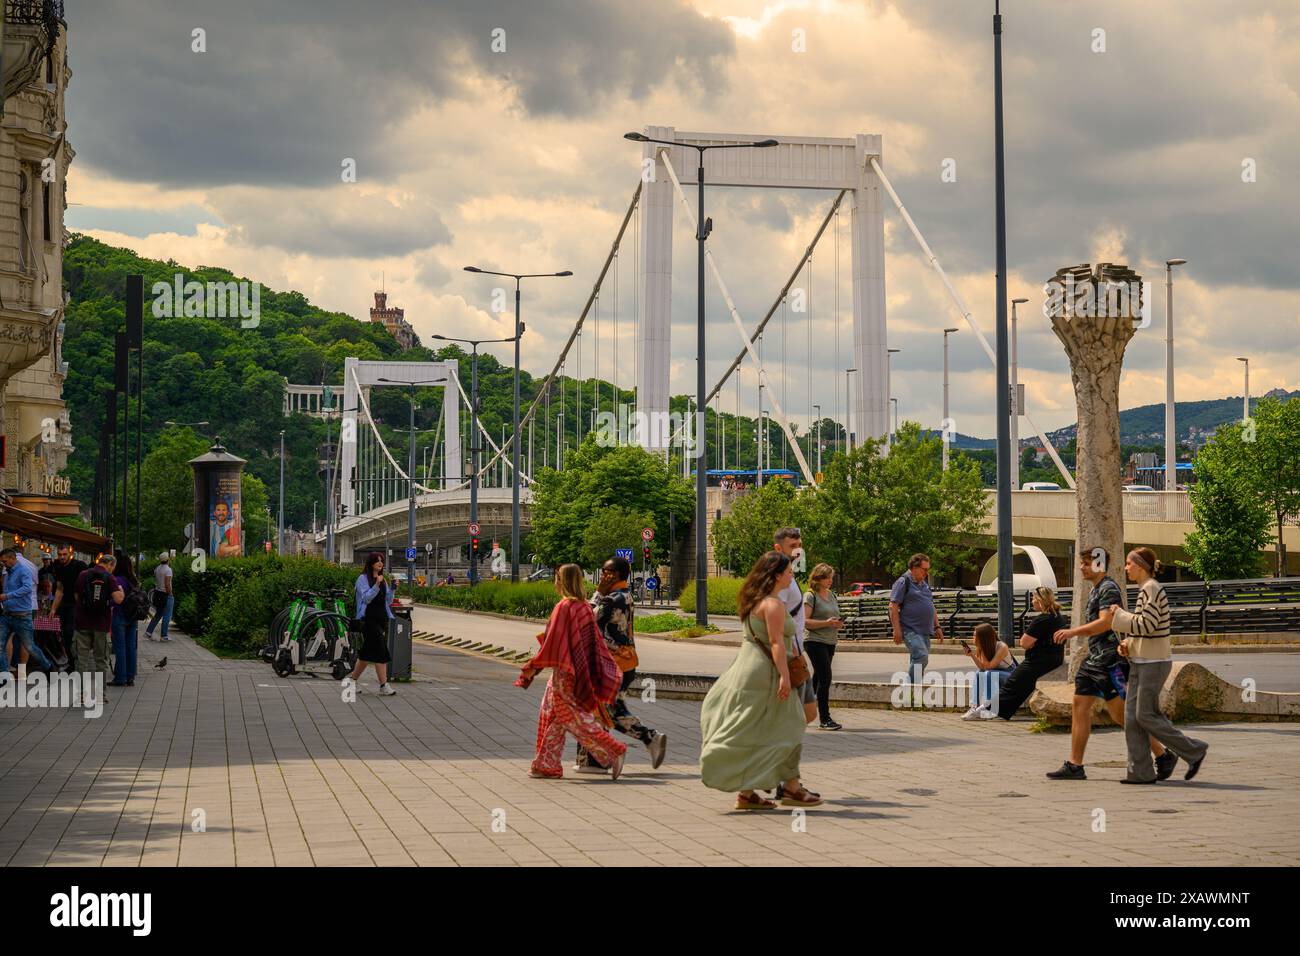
top-left (425, 543), bottom-right (434, 553)
top-left (645, 577), bottom-right (658, 591)
top-left (641, 527), bottom-right (654, 541)
top-left (615, 548), bottom-right (634, 562)
top-left (405, 547), bottom-right (417, 561)
top-left (468, 522), bottom-right (480, 536)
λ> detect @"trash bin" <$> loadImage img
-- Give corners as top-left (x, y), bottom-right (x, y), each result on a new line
top-left (387, 606), bottom-right (413, 680)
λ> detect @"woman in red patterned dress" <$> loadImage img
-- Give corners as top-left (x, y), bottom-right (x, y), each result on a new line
top-left (516, 564), bottom-right (627, 780)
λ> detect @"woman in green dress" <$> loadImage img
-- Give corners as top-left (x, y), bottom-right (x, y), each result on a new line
top-left (700, 551), bottom-right (822, 810)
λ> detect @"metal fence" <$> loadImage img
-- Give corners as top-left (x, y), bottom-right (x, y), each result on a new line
top-left (838, 577), bottom-right (1300, 639)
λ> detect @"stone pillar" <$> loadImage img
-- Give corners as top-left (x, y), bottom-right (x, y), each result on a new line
top-left (852, 134), bottom-right (889, 443)
top-left (1047, 263), bottom-right (1143, 674)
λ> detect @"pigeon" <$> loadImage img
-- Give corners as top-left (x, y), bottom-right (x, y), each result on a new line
top-left (155, 657), bottom-right (168, 669)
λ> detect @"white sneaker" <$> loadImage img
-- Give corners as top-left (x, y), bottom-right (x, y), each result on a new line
top-left (961, 706), bottom-right (985, 721)
top-left (979, 704), bottom-right (998, 719)
top-left (378, 683), bottom-right (397, 696)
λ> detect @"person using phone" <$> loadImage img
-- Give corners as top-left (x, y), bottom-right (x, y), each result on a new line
top-left (802, 563), bottom-right (844, 730)
top-left (961, 623), bottom-right (1015, 720)
top-left (346, 551), bottom-right (396, 696)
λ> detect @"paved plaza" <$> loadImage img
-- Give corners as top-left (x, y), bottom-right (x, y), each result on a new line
top-left (1, 620), bottom-right (1296, 868)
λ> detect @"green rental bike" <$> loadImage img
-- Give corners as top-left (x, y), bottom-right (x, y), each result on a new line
top-left (264, 589), bottom-right (357, 680)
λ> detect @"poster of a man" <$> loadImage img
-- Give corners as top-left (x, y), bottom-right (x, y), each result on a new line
top-left (210, 496), bottom-right (242, 557)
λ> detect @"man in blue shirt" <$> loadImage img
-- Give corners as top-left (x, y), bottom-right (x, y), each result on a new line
top-left (0, 547), bottom-right (52, 680)
top-left (889, 553), bottom-right (945, 681)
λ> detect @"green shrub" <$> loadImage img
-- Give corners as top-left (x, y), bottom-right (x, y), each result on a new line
top-left (171, 555), bottom-right (359, 655)
top-left (412, 580), bottom-right (560, 620)
top-left (634, 612), bottom-right (697, 633)
top-left (677, 577), bottom-right (744, 616)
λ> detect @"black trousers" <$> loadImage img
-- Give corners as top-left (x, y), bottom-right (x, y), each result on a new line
top-left (805, 641), bottom-right (836, 723)
top-left (995, 656), bottom-right (1062, 719)
top-left (59, 610), bottom-right (77, 671)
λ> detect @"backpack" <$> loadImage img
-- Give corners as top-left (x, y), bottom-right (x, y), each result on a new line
top-left (80, 568), bottom-right (115, 615)
top-left (122, 586), bottom-right (151, 622)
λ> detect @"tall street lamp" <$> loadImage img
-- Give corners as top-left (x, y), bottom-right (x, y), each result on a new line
top-left (1165, 258), bottom-right (1187, 491)
top-left (277, 430), bottom-right (285, 554)
top-left (1010, 297), bottom-right (1028, 489)
top-left (377, 376), bottom-right (445, 592)
top-left (625, 130), bottom-right (778, 627)
top-left (992, 0), bottom-right (1015, 642)
top-left (812, 403), bottom-right (822, 475)
top-left (942, 328), bottom-right (959, 470)
top-left (432, 333), bottom-right (519, 585)
top-left (886, 348), bottom-right (900, 448)
top-left (464, 265), bottom-right (571, 582)
top-left (1237, 356), bottom-right (1250, 420)
top-left (844, 369), bottom-right (857, 453)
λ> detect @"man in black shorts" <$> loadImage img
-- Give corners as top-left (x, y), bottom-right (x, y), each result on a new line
top-left (1046, 548), bottom-right (1173, 781)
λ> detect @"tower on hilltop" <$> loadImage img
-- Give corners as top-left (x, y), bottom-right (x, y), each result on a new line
top-left (369, 289), bottom-right (416, 350)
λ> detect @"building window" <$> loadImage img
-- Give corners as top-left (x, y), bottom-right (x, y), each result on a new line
top-left (43, 182), bottom-right (52, 242)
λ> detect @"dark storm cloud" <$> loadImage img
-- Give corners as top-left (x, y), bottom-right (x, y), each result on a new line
top-left (65, 0), bottom-right (734, 188)
top-left (859, 0), bottom-right (1300, 290)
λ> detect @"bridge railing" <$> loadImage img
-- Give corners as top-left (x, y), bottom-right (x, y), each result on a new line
top-left (983, 489), bottom-right (1195, 524)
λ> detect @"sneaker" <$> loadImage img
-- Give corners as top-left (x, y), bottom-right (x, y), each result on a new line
top-left (647, 732), bottom-right (668, 769)
top-left (610, 751), bottom-right (625, 781)
top-left (961, 706), bottom-right (986, 721)
top-left (819, 719), bottom-right (843, 731)
top-left (573, 762), bottom-right (609, 774)
top-left (161, 636), bottom-right (172, 643)
top-left (378, 683), bottom-right (397, 696)
top-left (1155, 750), bottom-right (1178, 781)
top-left (1046, 761), bottom-right (1087, 780)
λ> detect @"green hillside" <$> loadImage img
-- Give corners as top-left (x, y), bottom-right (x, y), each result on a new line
top-left (61, 236), bottom-right (809, 542)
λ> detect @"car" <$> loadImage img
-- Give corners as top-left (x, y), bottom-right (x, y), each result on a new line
top-left (526, 566), bottom-right (554, 582)
top-left (1021, 481), bottom-right (1062, 491)
top-left (845, 582), bottom-right (883, 596)
top-left (1124, 484), bottom-right (1155, 492)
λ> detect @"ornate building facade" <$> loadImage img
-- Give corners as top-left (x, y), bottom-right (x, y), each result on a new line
top-left (0, 3), bottom-right (74, 517)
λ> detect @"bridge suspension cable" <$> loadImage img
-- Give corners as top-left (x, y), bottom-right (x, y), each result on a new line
top-left (866, 156), bottom-right (1075, 488)
top-left (658, 151), bottom-right (815, 485)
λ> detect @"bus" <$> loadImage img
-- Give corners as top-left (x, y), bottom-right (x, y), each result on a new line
top-left (703, 468), bottom-right (803, 489)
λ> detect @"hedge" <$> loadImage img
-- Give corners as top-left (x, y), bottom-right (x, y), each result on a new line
top-left (412, 580), bottom-right (560, 620)
top-left (677, 577), bottom-right (745, 616)
top-left (170, 555), bottom-right (359, 656)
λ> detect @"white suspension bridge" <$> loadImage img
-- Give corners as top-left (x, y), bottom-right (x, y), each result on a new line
top-left (306, 127), bottom-right (1082, 570)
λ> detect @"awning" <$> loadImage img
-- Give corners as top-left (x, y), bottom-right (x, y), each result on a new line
top-left (0, 502), bottom-right (111, 552)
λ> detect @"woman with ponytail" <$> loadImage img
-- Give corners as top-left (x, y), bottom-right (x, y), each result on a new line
top-left (1104, 547), bottom-right (1209, 783)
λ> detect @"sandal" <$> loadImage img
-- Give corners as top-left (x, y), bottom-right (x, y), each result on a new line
top-left (780, 786), bottom-right (823, 808)
top-left (775, 782), bottom-right (821, 801)
top-left (734, 792), bottom-right (779, 811)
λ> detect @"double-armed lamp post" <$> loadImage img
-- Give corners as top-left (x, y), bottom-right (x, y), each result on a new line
top-left (463, 267), bottom-right (571, 582)
top-left (431, 333), bottom-right (520, 584)
top-left (624, 131), bottom-right (779, 627)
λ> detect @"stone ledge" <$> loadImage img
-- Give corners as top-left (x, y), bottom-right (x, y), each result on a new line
top-left (629, 661), bottom-right (1300, 724)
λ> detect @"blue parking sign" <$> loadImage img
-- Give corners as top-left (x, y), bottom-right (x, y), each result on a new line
top-left (615, 548), bottom-right (634, 562)
top-left (405, 547), bottom-right (417, 561)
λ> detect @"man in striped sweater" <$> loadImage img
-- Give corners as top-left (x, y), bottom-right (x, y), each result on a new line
top-left (1106, 547), bottom-right (1209, 784)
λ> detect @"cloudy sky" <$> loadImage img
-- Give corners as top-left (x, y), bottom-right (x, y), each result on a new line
top-left (66, 0), bottom-right (1299, 439)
